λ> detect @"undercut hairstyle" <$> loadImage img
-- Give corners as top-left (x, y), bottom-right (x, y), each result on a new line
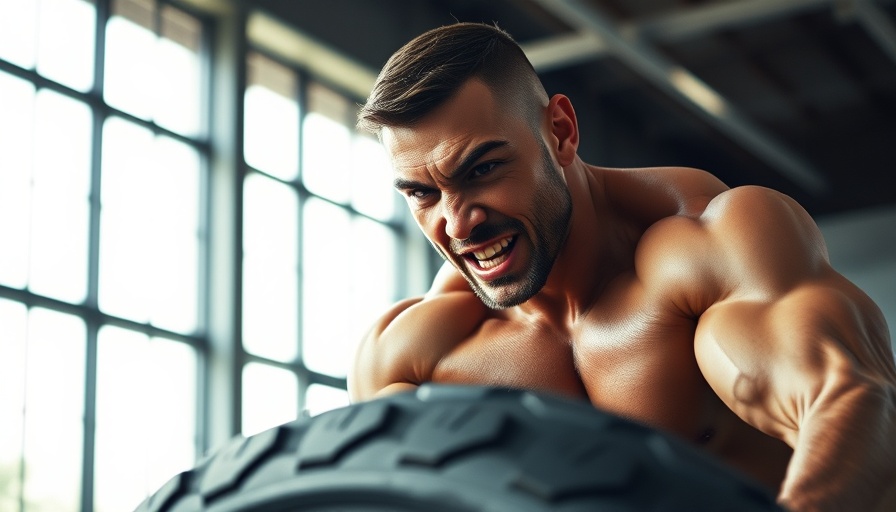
top-left (357, 22), bottom-right (548, 135)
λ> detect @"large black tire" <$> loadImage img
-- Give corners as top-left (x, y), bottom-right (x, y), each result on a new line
top-left (136, 385), bottom-right (783, 511)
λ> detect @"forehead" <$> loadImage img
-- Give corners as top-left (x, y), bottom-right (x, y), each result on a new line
top-left (381, 80), bottom-right (529, 176)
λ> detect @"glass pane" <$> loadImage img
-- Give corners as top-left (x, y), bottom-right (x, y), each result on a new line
top-left (0, 72), bottom-right (35, 289)
top-left (0, 299), bottom-right (27, 511)
top-left (147, 136), bottom-right (201, 333)
top-left (36, 0), bottom-right (96, 92)
top-left (241, 363), bottom-right (297, 437)
top-left (302, 84), bottom-right (351, 203)
top-left (348, 216), bottom-right (398, 349)
top-left (155, 5), bottom-right (202, 136)
top-left (104, 0), bottom-right (203, 136)
top-left (94, 326), bottom-right (197, 512)
top-left (242, 173), bottom-right (298, 263)
top-left (303, 201), bottom-right (399, 377)
top-left (0, 0), bottom-right (38, 68)
top-left (99, 117), bottom-right (153, 322)
top-left (304, 384), bottom-right (350, 417)
top-left (351, 134), bottom-right (396, 221)
top-left (244, 53), bottom-right (299, 180)
top-left (301, 200), bottom-right (344, 376)
top-left (99, 118), bottom-right (201, 333)
top-left (302, 199), bottom-right (350, 376)
top-left (22, 308), bottom-right (85, 512)
top-left (241, 173), bottom-right (299, 362)
top-left (242, 260), bottom-right (299, 362)
top-left (32, 90), bottom-right (92, 196)
top-left (104, 0), bottom-right (156, 121)
top-left (29, 89), bottom-right (92, 303)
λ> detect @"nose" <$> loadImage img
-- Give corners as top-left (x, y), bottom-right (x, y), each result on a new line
top-left (442, 195), bottom-right (486, 241)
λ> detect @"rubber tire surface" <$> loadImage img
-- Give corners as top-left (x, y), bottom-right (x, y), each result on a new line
top-left (136, 385), bottom-right (784, 512)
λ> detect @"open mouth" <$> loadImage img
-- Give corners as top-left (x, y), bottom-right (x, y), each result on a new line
top-left (465, 235), bottom-right (516, 270)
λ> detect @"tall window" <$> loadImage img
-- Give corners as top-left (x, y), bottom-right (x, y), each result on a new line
top-left (240, 52), bottom-right (404, 435)
top-left (0, 0), bottom-right (206, 511)
top-left (0, 2), bottom-right (428, 511)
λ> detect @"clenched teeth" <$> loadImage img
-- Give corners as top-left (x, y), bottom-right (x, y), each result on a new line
top-left (479, 251), bottom-right (509, 269)
top-left (473, 236), bottom-right (512, 261)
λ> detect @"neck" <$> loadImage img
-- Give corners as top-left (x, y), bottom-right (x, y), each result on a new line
top-left (515, 159), bottom-right (627, 326)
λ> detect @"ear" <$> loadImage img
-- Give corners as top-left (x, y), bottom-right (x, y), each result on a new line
top-left (546, 94), bottom-right (579, 167)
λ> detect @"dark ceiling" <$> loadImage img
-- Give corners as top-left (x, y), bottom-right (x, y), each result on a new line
top-left (244, 0), bottom-right (896, 219)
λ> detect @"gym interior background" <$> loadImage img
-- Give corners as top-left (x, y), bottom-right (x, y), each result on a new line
top-left (0, 0), bottom-right (894, 510)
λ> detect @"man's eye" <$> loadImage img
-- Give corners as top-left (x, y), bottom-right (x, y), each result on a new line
top-left (471, 162), bottom-right (498, 177)
top-left (409, 189), bottom-right (433, 200)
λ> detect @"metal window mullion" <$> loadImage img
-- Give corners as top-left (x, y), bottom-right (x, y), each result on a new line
top-left (0, 58), bottom-right (52, 87)
top-left (308, 371), bottom-right (347, 390)
top-left (0, 286), bottom-right (205, 347)
top-left (191, 0), bottom-right (215, 466)
top-left (203, 0), bottom-right (248, 452)
top-left (0, 57), bottom-right (102, 109)
top-left (0, 60), bottom-right (211, 155)
top-left (80, 321), bottom-right (99, 512)
top-left (104, 104), bottom-right (212, 150)
top-left (294, 68), bottom-right (309, 411)
top-left (272, 172), bottom-right (406, 231)
top-left (232, 8), bottom-right (249, 431)
top-left (241, 353), bottom-right (346, 389)
top-left (394, 225), bottom-right (410, 301)
top-left (80, 0), bottom-right (111, 509)
top-left (152, 0), bottom-right (161, 36)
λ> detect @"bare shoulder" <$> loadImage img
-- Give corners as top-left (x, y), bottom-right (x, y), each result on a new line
top-left (699, 186), bottom-right (830, 285)
top-left (602, 166), bottom-right (729, 222)
top-left (348, 285), bottom-right (490, 402)
top-left (634, 185), bottom-right (830, 314)
top-left (426, 260), bottom-right (473, 298)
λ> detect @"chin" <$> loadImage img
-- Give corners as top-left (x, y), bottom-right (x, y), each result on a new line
top-left (471, 279), bottom-right (541, 310)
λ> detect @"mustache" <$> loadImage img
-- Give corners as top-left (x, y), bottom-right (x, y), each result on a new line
top-left (449, 219), bottom-right (523, 254)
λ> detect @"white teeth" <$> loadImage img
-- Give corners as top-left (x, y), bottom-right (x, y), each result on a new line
top-left (479, 252), bottom-right (509, 269)
top-left (472, 236), bottom-right (512, 261)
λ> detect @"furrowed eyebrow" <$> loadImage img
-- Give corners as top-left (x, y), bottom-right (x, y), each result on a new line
top-left (448, 139), bottom-right (509, 180)
top-left (392, 139), bottom-right (509, 191)
top-left (393, 176), bottom-right (427, 192)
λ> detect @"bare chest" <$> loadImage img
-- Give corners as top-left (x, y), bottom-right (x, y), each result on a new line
top-left (427, 293), bottom-right (791, 490)
top-left (430, 300), bottom-right (713, 437)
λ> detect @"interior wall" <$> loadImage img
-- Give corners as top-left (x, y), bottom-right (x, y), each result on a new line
top-left (816, 205), bottom-right (896, 350)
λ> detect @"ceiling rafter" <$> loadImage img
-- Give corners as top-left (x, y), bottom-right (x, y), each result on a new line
top-left (630, 0), bottom-right (835, 42)
top-left (844, 0), bottom-right (896, 65)
top-left (525, 0), bottom-right (830, 195)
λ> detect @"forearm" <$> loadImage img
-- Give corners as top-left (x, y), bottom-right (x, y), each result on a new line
top-left (778, 379), bottom-right (896, 512)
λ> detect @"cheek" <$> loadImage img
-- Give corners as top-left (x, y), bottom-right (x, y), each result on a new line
top-left (413, 209), bottom-right (443, 243)
top-left (486, 183), bottom-right (535, 215)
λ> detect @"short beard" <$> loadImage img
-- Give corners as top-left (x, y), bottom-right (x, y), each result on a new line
top-left (448, 143), bottom-right (572, 309)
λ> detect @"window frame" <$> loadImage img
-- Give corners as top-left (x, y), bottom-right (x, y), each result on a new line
top-left (0, 0), bottom-right (214, 510)
top-left (0, 1), bottom-right (439, 510)
top-left (237, 44), bottom-right (412, 420)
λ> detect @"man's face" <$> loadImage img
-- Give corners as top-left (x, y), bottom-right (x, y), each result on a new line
top-left (382, 80), bottom-right (572, 308)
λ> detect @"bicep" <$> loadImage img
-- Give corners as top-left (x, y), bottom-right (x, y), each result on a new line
top-left (693, 187), bottom-right (894, 442)
top-left (348, 297), bottom-right (423, 402)
top-left (695, 270), bottom-right (894, 445)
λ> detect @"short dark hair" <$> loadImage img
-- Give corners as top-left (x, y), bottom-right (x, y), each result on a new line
top-left (357, 22), bottom-right (547, 134)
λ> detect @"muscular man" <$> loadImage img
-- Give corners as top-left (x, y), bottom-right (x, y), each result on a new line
top-left (348, 22), bottom-right (896, 511)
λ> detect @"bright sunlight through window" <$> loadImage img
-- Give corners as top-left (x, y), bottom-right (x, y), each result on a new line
top-left (0, 1), bottom-right (205, 510)
top-left (1, 3), bottom-right (425, 511)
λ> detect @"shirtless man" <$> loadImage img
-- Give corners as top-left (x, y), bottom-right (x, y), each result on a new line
top-left (348, 22), bottom-right (896, 511)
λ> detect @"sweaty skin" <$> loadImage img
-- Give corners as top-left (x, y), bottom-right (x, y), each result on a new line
top-left (348, 79), bottom-right (896, 511)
